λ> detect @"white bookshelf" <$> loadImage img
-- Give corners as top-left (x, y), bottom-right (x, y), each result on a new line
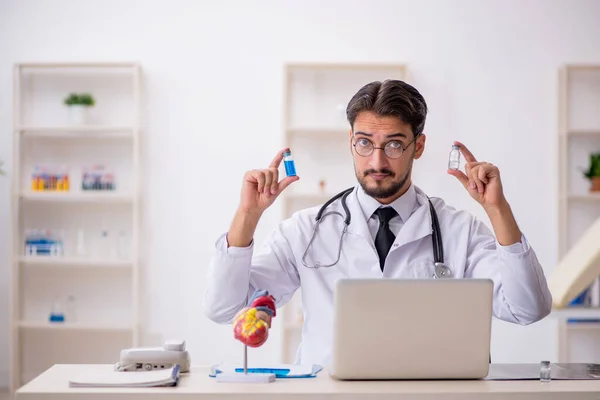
top-left (9, 62), bottom-right (142, 390)
top-left (279, 63), bottom-right (407, 363)
top-left (556, 64), bottom-right (600, 363)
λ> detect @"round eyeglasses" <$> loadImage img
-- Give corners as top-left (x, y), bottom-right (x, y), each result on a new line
top-left (352, 135), bottom-right (418, 159)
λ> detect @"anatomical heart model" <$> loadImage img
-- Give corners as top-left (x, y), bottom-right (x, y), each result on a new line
top-left (215, 289), bottom-right (278, 382)
top-left (232, 289), bottom-right (276, 348)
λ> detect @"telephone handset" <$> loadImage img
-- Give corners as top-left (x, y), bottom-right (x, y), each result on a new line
top-left (114, 339), bottom-right (191, 372)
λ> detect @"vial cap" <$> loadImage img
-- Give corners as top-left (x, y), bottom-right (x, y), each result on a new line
top-left (541, 361), bottom-right (550, 366)
top-left (452, 145), bottom-right (460, 150)
top-left (283, 150), bottom-right (292, 156)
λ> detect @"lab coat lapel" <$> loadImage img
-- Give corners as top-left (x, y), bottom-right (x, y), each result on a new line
top-left (392, 195), bottom-right (433, 250)
top-left (345, 187), bottom-right (375, 245)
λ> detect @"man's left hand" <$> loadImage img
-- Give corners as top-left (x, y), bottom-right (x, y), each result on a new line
top-left (447, 141), bottom-right (506, 211)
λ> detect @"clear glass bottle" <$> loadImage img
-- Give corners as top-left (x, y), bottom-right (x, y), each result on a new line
top-left (96, 229), bottom-right (110, 259)
top-left (540, 360), bottom-right (551, 382)
top-left (116, 230), bottom-right (128, 260)
top-left (65, 295), bottom-right (77, 323)
top-left (448, 144), bottom-right (461, 170)
top-left (49, 297), bottom-right (65, 323)
top-left (283, 150), bottom-right (297, 177)
top-left (76, 228), bottom-right (87, 257)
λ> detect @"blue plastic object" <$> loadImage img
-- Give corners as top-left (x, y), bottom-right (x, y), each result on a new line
top-left (234, 368), bottom-right (292, 376)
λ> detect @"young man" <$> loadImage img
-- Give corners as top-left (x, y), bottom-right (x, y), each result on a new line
top-left (203, 79), bottom-right (552, 367)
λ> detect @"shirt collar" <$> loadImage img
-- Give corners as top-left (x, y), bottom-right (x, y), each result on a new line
top-left (356, 182), bottom-right (417, 223)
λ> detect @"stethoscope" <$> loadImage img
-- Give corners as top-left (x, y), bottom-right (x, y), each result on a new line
top-left (300, 187), bottom-right (453, 279)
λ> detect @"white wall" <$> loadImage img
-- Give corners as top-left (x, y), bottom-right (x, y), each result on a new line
top-left (2, 0), bottom-right (600, 385)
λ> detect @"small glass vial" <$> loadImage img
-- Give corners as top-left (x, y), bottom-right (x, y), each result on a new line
top-left (540, 360), bottom-right (551, 382)
top-left (448, 144), bottom-right (461, 170)
top-left (283, 150), bottom-right (297, 177)
top-left (116, 230), bottom-right (128, 259)
top-left (76, 228), bottom-right (87, 257)
top-left (49, 297), bottom-right (65, 323)
top-left (65, 295), bottom-right (77, 323)
top-left (96, 229), bottom-right (111, 259)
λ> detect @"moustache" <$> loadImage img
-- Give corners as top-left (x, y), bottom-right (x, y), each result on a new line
top-left (364, 169), bottom-right (395, 177)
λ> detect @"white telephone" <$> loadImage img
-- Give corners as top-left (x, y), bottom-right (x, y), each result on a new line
top-left (114, 339), bottom-right (191, 373)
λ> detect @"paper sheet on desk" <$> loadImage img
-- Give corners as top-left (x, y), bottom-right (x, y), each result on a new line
top-left (69, 365), bottom-right (180, 387)
top-left (210, 363), bottom-right (322, 378)
top-left (484, 363), bottom-right (600, 380)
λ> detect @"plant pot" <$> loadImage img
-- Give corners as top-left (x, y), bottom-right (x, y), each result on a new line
top-left (590, 177), bottom-right (600, 192)
top-left (68, 105), bottom-right (87, 125)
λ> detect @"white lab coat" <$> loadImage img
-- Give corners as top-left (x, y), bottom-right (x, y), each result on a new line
top-left (203, 185), bottom-right (552, 367)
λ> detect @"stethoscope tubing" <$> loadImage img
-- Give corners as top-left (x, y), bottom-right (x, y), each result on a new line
top-left (303, 187), bottom-right (450, 278)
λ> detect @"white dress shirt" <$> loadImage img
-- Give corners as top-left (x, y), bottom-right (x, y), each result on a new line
top-left (357, 183), bottom-right (525, 254)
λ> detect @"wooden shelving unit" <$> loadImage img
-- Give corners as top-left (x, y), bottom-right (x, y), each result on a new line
top-left (556, 64), bottom-right (600, 363)
top-left (278, 63), bottom-right (407, 363)
top-left (9, 62), bottom-right (142, 390)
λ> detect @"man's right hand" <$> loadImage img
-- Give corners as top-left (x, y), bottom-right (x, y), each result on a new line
top-left (227, 149), bottom-right (299, 248)
top-left (239, 148), bottom-right (299, 215)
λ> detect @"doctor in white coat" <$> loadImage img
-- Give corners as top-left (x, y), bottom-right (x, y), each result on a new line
top-left (203, 79), bottom-right (552, 367)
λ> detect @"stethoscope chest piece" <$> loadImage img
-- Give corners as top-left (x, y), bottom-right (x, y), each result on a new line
top-left (433, 262), bottom-right (452, 279)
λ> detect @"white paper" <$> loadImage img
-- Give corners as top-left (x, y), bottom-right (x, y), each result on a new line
top-left (69, 365), bottom-right (179, 387)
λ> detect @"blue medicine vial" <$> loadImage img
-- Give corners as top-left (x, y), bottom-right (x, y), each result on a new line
top-left (49, 313), bottom-right (65, 323)
top-left (283, 150), bottom-right (297, 177)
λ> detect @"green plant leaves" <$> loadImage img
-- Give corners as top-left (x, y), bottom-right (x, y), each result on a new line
top-left (583, 153), bottom-right (600, 180)
top-left (64, 93), bottom-right (95, 106)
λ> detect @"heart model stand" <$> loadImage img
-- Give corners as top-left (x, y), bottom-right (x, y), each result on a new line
top-left (216, 290), bottom-right (277, 383)
top-left (216, 344), bottom-right (275, 383)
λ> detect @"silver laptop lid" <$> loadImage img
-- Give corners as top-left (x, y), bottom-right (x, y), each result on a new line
top-left (330, 278), bottom-right (493, 380)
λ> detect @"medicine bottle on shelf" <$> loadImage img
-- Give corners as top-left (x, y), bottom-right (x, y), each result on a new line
top-left (49, 297), bottom-right (65, 323)
top-left (65, 295), bottom-right (77, 323)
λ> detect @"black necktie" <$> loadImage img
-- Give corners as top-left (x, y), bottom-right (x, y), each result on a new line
top-left (374, 207), bottom-right (398, 271)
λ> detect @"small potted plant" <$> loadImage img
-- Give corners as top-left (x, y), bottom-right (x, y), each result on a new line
top-left (583, 153), bottom-right (600, 192)
top-left (64, 93), bottom-right (95, 125)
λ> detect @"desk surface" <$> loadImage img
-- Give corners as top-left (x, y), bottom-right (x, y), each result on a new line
top-left (15, 364), bottom-right (600, 400)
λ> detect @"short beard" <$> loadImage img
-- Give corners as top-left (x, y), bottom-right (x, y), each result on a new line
top-left (356, 164), bottom-right (411, 200)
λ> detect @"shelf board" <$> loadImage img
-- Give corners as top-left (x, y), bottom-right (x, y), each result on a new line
top-left (287, 128), bottom-right (349, 138)
top-left (18, 191), bottom-right (134, 203)
top-left (19, 256), bottom-right (132, 268)
top-left (286, 62), bottom-right (406, 71)
top-left (18, 321), bottom-right (133, 331)
top-left (18, 62), bottom-right (139, 69)
top-left (565, 194), bottom-right (600, 202)
top-left (17, 126), bottom-right (135, 138)
top-left (564, 322), bottom-right (600, 331)
top-left (566, 129), bottom-right (600, 137)
top-left (552, 307), bottom-right (600, 319)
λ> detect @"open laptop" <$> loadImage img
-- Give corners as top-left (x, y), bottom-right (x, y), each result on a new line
top-left (329, 278), bottom-right (493, 380)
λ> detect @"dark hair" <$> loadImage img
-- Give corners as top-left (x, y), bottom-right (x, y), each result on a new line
top-left (346, 79), bottom-right (428, 138)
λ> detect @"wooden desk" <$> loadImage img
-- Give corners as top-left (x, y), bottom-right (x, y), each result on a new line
top-left (15, 364), bottom-right (600, 400)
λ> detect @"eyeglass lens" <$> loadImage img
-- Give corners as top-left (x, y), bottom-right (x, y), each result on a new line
top-left (354, 138), bottom-right (405, 158)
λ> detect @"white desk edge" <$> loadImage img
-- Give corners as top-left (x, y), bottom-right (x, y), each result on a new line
top-left (13, 364), bottom-right (600, 400)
